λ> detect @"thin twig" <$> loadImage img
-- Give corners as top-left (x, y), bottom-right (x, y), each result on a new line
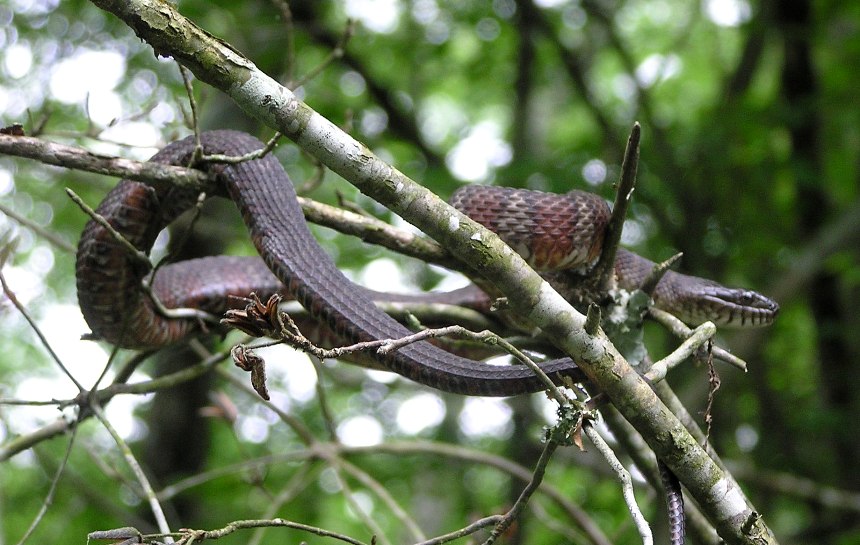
top-left (0, 201), bottom-right (75, 253)
top-left (27, 109), bottom-right (50, 137)
top-left (301, 360), bottom-right (395, 544)
top-left (645, 321), bottom-right (716, 382)
top-left (640, 253), bottom-right (682, 297)
top-left (311, 357), bottom-right (340, 440)
top-left (82, 442), bottom-right (143, 496)
top-left (292, 19), bottom-right (356, 89)
top-left (0, 398), bottom-right (66, 406)
top-left (222, 348), bottom-right (449, 543)
top-left (203, 132), bottom-right (282, 164)
top-left (586, 317), bottom-right (716, 411)
top-left (179, 64), bottom-right (201, 140)
top-left (583, 423), bottom-right (653, 545)
top-left (268, 0), bottom-right (296, 84)
top-left (600, 405), bottom-right (720, 545)
top-left (0, 263), bottom-right (85, 393)
top-left (0, 418), bottom-right (72, 463)
top-left (88, 401), bottom-right (173, 541)
top-left (415, 516), bottom-right (503, 545)
top-left (296, 157), bottom-right (327, 194)
top-left (65, 188), bottom-right (150, 269)
top-left (92, 348), bottom-right (229, 400)
top-left (0, 349), bottom-right (222, 462)
top-left (225, 310), bottom-right (567, 536)
top-left (246, 465), bottom-right (323, 545)
top-left (481, 414), bottom-right (573, 545)
top-left (336, 190), bottom-right (376, 218)
top-left (339, 456), bottom-right (423, 544)
top-left (175, 518), bottom-right (369, 545)
top-left (703, 340), bottom-right (720, 444)
top-left (260, 310), bottom-right (569, 405)
top-left (648, 307), bottom-right (747, 371)
top-left (331, 464), bottom-right (392, 545)
top-left (14, 414), bottom-right (80, 545)
top-left (217, 367), bottom-right (406, 544)
top-left (596, 123), bottom-right (640, 291)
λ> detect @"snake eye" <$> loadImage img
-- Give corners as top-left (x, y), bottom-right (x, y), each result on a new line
top-left (739, 291), bottom-right (756, 305)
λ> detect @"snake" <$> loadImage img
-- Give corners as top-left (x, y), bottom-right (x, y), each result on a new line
top-left (76, 130), bottom-right (778, 397)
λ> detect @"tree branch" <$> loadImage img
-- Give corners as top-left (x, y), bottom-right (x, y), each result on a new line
top-left (0, 134), bottom-right (210, 188)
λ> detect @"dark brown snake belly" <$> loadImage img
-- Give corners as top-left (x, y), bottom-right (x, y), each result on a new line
top-left (76, 131), bottom-right (778, 396)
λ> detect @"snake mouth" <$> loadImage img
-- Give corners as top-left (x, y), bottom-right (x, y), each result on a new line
top-left (699, 287), bottom-right (780, 328)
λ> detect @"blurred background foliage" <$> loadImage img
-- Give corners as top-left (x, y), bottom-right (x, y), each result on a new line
top-left (1, 0), bottom-right (858, 544)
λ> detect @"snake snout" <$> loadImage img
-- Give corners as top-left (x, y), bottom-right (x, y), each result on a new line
top-left (701, 287), bottom-right (779, 328)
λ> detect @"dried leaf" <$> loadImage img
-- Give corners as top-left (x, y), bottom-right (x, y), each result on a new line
top-left (0, 123), bottom-right (24, 136)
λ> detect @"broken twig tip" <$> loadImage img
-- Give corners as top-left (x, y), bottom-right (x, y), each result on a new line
top-left (584, 303), bottom-right (602, 336)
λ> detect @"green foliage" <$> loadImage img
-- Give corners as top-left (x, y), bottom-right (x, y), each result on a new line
top-left (2, 1), bottom-right (859, 544)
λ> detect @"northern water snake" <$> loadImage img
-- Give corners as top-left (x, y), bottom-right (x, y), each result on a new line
top-left (75, 130), bottom-right (778, 396)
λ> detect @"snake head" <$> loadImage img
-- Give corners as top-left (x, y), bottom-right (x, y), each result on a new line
top-left (694, 286), bottom-right (780, 328)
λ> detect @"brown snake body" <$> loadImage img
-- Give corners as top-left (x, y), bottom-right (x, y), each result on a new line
top-left (76, 131), bottom-right (778, 395)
